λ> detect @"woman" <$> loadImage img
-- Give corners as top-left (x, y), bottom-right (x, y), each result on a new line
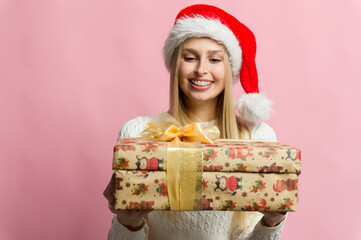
top-left (104, 4), bottom-right (287, 239)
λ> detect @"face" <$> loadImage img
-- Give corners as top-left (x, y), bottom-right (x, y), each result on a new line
top-left (178, 37), bottom-right (226, 104)
top-left (219, 176), bottom-right (226, 190)
top-left (139, 158), bottom-right (147, 170)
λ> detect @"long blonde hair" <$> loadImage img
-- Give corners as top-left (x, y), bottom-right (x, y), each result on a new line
top-left (169, 39), bottom-right (254, 231)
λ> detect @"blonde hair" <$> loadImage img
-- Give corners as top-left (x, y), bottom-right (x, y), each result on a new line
top-left (169, 39), bottom-right (254, 231)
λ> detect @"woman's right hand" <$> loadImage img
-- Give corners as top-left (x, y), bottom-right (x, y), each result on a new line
top-left (103, 173), bottom-right (153, 231)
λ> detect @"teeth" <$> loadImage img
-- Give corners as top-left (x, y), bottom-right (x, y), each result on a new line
top-left (190, 80), bottom-right (213, 86)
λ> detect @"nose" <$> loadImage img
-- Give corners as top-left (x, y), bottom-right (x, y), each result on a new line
top-left (196, 58), bottom-right (208, 76)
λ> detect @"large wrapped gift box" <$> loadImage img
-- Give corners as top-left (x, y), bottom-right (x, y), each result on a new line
top-left (113, 138), bottom-right (301, 211)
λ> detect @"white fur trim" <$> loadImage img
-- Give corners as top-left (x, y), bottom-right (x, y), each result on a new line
top-left (163, 16), bottom-right (242, 82)
top-left (237, 93), bottom-right (273, 124)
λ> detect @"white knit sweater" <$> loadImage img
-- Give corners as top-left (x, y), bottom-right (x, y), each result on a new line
top-left (108, 115), bottom-right (285, 240)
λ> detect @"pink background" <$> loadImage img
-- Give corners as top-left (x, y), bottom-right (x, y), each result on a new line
top-left (1, 1), bottom-right (360, 239)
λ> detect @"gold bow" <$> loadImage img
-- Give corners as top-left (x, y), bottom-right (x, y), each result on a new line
top-left (140, 122), bottom-right (219, 144)
top-left (140, 122), bottom-right (220, 210)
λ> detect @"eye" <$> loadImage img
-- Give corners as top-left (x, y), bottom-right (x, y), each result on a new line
top-left (184, 57), bottom-right (197, 61)
top-left (209, 58), bottom-right (221, 63)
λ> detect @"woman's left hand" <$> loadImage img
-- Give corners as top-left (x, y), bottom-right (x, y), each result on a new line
top-left (260, 211), bottom-right (287, 227)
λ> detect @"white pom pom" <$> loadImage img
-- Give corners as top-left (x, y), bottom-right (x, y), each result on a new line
top-left (237, 93), bottom-right (273, 124)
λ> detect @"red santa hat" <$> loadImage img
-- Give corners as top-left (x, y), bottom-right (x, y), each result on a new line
top-left (163, 4), bottom-right (273, 124)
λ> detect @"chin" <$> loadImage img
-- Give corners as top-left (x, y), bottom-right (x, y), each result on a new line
top-left (188, 94), bottom-right (216, 103)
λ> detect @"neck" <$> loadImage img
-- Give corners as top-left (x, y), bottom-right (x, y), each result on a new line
top-left (169, 96), bottom-right (218, 122)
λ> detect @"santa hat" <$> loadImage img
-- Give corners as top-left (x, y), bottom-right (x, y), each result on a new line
top-left (163, 4), bottom-right (273, 124)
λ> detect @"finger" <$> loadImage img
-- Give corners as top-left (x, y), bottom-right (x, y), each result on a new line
top-left (103, 173), bottom-right (116, 202)
top-left (138, 209), bottom-right (153, 217)
top-left (261, 211), bottom-right (275, 215)
top-left (124, 209), bottom-right (153, 218)
top-left (108, 202), bottom-right (116, 213)
top-left (264, 211), bottom-right (286, 216)
top-left (128, 210), bottom-right (145, 218)
top-left (108, 204), bottom-right (123, 215)
top-left (271, 212), bottom-right (287, 217)
top-left (141, 209), bottom-right (153, 215)
top-left (260, 211), bottom-right (278, 217)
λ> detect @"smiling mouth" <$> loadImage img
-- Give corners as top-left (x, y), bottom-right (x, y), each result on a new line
top-left (189, 79), bottom-right (213, 87)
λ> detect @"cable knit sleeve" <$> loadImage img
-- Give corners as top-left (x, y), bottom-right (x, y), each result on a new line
top-left (232, 122), bottom-right (286, 240)
top-left (108, 116), bottom-right (152, 240)
top-left (232, 215), bottom-right (286, 240)
top-left (117, 116), bottom-right (152, 139)
top-left (108, 215), bottom-right (149, 240)
top-left (251, 122), bottom-right (277, 141)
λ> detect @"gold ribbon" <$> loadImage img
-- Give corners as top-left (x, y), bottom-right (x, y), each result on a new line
top-left (140, 122), bottom-right (219, 210)
top-left (140, 122), bottom-right (220, 144)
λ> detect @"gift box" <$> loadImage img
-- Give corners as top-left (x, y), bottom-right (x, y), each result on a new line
top-left (113, 137), bottom-right (301, 211)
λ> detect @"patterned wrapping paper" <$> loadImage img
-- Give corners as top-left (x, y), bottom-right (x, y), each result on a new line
top-left (112, 137), bottom-right (301, 211)
top-left (114, 170), bottom-right (299, 211)
top-left (113, 138), bottom-right (301, 174)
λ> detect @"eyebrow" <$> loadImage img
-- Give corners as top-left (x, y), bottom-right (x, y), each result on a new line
top-left (182, 48), bottom-right (223, 55)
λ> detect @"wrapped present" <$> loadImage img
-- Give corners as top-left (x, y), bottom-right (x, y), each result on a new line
top-left (114, 170), bottom-right (299, 211)
top-left (112, 123), bottom-right (301, 211)
top-left (113, 138), bottom-right (301, 174)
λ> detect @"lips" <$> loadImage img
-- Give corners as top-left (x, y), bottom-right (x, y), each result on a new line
top-left (189, 78), bottom-right (214, 90)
